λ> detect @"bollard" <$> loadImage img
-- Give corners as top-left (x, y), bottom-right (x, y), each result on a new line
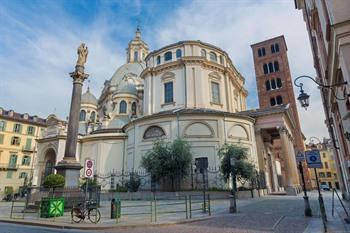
top-left (111, 198), bottom-right (116, 219)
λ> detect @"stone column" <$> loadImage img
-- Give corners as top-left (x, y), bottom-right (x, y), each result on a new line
top-left (269, 152), bottom-right (280, 192)
top-left (279, 126), bottom-right (300, 195)
top-left (55, 62), bottom-right (88, 187)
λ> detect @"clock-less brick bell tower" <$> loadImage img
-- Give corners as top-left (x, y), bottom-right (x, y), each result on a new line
top-left (251, 35), bottom-right (312, 190)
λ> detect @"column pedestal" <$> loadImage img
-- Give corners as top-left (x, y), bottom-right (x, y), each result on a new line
top-left (55, 159), bottom-right (82, 187)
top-left (285, 186), bottom-right (298, 196)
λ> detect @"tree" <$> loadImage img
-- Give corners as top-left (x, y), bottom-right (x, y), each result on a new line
top-left (125, 173), bottom-right (141, 192)
top-left (43, 174), bottom-right (65, 196)
top-left (218, 143), bottom-right (255, 186)
top-left (141, 138), bottom-right (192, 191)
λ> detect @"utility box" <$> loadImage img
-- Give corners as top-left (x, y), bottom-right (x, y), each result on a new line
top-left (111, 198), bottom-right (121, 219)
top-left (40, 197), bottom-right (65, 218)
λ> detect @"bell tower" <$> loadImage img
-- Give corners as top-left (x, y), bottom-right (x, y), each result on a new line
top-left (126, 25), bottom-right (149, 63)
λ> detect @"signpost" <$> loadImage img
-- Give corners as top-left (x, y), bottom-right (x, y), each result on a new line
top-left (305, 150), bottom-right (323, 169)
top-left (296, 151), bottom-right (312, 216)
top-left (84, 159), bottom-right (95, 207)
top-left (305, 150), bottom-right (327, 230)
top-left (84, 159), bottom-right (95, 178)
top-left (295, 150), bottom-right (305, 163)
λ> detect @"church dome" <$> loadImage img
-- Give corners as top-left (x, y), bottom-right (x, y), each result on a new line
top-left (117, 82), bottom-right (138, 95)
top-left (82, 88), bottom-right (98, 105)
top-left (109, 62), bottom-right (146, 87)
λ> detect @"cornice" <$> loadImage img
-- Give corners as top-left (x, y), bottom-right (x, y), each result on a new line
top-left (123, 109), bottom-right (255, 130)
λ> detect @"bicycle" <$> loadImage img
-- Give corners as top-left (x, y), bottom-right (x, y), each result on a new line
top-left (71, 200), bottom-right (101, 224)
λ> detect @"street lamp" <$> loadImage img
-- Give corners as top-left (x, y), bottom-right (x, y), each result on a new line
top-left (293, 75), bottom-right (348, 110)
top-left (229, 157), bottom-right (237, 213)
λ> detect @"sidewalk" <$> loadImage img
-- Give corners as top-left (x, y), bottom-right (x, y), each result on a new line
top-left (0, 191), bottom-right (349, 232)
top-left (303, 190), bottom-right (350, 233)
top-left (0, 199), bottom-right (235, 229)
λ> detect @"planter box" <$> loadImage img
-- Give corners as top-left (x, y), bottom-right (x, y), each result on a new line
top-left (40, 197), bottom-right (64, 218)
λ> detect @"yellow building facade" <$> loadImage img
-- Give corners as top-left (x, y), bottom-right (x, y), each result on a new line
top-left (306, 141), bottom-right (340, 190)
top-left (0, 108), bottom-right (47, 198)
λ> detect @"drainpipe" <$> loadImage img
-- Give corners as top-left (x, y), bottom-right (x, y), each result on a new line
top-left (223, 113), bottom-right (227, 144)
top-left (122, 137), bottom-right (126, 184)
top-left (184, 62), bottom-right (187, 108)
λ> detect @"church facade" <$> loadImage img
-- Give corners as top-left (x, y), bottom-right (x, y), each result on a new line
top-left (34, 28), bottom-right (301, 194)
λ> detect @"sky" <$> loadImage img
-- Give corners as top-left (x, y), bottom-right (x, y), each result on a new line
top-left (0, 0), bottom-right (328, 141)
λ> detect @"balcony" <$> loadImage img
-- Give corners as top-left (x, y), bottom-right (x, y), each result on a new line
top-left (0, 163), bottom-right (19, 171)
top-left (22, 146), bottom-right (35, 152)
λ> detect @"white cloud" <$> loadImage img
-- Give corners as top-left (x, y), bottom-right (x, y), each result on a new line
top-left (0, 0), bottom-right (329, 140)
top-left (0, 3), bottom-right (125, 119)
top-left (151, 0), bottom-right (328, 139)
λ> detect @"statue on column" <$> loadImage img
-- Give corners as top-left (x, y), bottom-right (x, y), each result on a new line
top-left (76, 43), bottom-right (88, 67)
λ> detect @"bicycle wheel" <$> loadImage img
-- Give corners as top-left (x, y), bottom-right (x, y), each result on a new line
top-left (88, 208), bottom-right (101, 224)
top-left (71, 208), bottom-right (83, 223)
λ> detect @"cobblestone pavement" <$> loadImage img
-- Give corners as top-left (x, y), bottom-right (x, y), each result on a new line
top-left (97, 195), bottom-right (318, 233)
top-left (1, 191), bottom-right (349, 233)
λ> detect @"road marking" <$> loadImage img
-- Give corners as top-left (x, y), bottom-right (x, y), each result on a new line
top-left (272, 215), bottom-right (285, 230)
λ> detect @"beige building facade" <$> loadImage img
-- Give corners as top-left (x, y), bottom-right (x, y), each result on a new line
top-left (34, 28), bottom-right (300, 194)
top-left (296, 0), bottom-right (350, 199)
top-left (0, 108), bottom-right (47, 198)
top-left (306, 140), bottom-right (340, 190)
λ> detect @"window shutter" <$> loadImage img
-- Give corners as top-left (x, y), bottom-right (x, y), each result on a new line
top-left (19, 124), bottom-right (22, 133)
top-left (25, 138), bottom-right (32, 149)
top-left (0, 134), bottom-right (3, 144)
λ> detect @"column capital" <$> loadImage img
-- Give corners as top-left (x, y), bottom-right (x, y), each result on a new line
top-left (70, 65), bottom-right (89, 84)
top-left (277, 125), bottom-right (287, 134)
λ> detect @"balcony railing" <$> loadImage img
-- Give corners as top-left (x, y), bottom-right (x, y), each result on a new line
top-left (0, 163), bottom-right (19, 170)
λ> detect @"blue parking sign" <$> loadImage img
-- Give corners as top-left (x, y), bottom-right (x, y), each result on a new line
top-left (305, 150), bottom-right (323, 168)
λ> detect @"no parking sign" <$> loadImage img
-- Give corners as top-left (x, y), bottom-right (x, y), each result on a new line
top-left (305, 150), bottom-right (323, 168)
top-left (84, 159), bottom-right (95, 178)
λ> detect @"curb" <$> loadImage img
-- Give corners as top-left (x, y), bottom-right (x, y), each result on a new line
top-left (0, 216), bottom-right (213, 230)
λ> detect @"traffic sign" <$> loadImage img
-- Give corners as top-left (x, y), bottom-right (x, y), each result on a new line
top-left (84, 159), bottom-right (95, 178)
top-left (295, 150), bottom-right (305, 163)
top-left (305, 150), bottom-right (323, 168)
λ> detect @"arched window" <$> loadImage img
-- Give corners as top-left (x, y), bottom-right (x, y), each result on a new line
top-left (276, 78), bottom-right (282, 88)
top-left (157, 56), bottom-right (161, 65)
top-left (134, 51), bottom-right (138, 62)
top-left (90, 111), bottom-right (96, 122)
top-left (201, 49), bottom-right (206, 58)
top-left (276, 95), bottom-right (283, 105)
top-left (209, 52), bottom-right (217, 62)
top-left (119, 100), bottom-right (127, 114)
top-left (44, 161), bottom-right (54, 178)
top-left (176, 49), bottom-right (182, 59)
top-left (258, 48), bottom-right (266, 57)
top-left (270, 98), bottom-right (276, 106)
top-left (268, 62), bottom-right (274, 73)
top-left (143, 126), bottom-right (165, 139)
top-left (164, 51), bottom-right (172, 61)
top-left (274, 61), bottom-right (279, 71)
top-left (275, 43), bottom-right (279, 52)
top-left (79, 110), bottom-right (86, 121)
top-left (131, 102), bottom-right (137, 116)
top-left (271, 79), bottom-right (276, 89)
top-left (265, 80), bottom-right (271, 91)
top-left (263, 64), bottom-right (268, 74)
top-left (271, 44), bottom-right (275, 53)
